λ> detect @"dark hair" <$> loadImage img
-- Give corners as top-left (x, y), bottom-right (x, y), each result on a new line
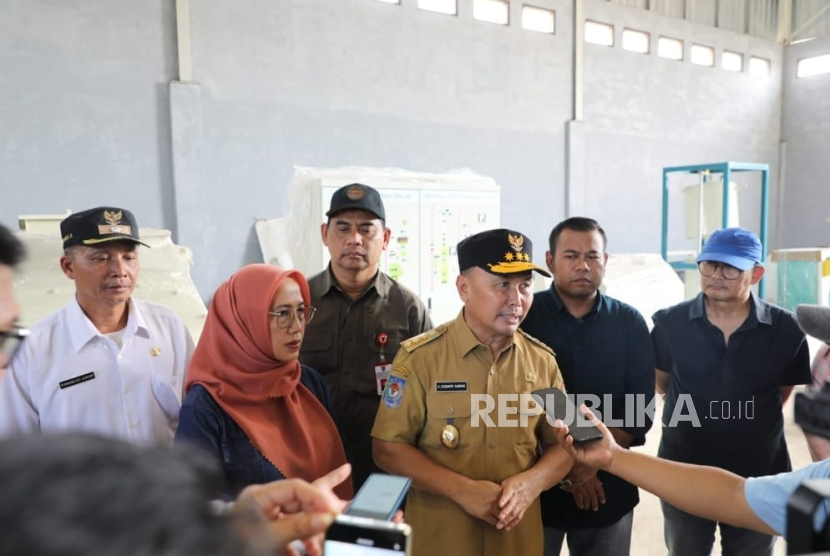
top-left (0, 224), bottom-right (25, 267)
top-left (548, 217), bottom-right (607, 254)
top-left (0, 434), bottom-right (270, 556)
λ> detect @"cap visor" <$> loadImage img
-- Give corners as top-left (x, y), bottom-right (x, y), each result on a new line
top-left (695, 251), bottom-right (755, 271)
top-left (82, 236), bottom-right (151, 248)
top-left (326, 204), bottom-right (383, 220)
top-left (486, 261), bottom-right (551, 278)
top-left (796, 304), bottom-right (830, 344)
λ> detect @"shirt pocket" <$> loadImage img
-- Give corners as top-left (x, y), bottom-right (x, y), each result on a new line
top-left (301, 332), bottom-right (336, 373)
top-left (369, 327), bottom-right (405, 364)
top-left (423, 393), bottom-right (474, 450)
top-left (150, 372), bottom-right (182, 424)
top-left (514, 391), bottom-right (546, 450)
top-left (221, 437), bottom-right (268, 491)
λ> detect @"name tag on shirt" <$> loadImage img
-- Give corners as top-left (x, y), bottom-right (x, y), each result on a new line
top-left (435, 381), bottom-right (468, 392)
top-left (375, 364), bottom-right (392, 395)
top-left (59, 372), bottom-right (96, 389)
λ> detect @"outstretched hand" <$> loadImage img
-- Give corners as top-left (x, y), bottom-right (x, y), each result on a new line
top-left (554, 405), bottom-right (620, 472)
top-left (236, 463), bottom-right (353, 556)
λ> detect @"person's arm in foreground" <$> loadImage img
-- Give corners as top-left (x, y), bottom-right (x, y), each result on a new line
top-left (554, 406), bottom-right (775, 536)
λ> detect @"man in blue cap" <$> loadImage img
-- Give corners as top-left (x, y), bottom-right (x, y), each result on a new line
top-left (651, 227), bottom-right (811, 556)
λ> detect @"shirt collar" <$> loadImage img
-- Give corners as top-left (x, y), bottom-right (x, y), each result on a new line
top-left (549, 284), bottom-right (603, 318)
top-left (690, 291), bottom-right (771, 326)
top-left (452, 309), bottom-right (523, 357)
top-left (67, 297), bottom-right (143, 352)
top-left (750, 292), bottom-right (772, 325)
top-left (316, 264), bottom-right (389, 299)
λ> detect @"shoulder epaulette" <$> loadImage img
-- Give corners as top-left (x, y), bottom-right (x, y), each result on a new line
top-left (518, 329), bottom-right (556, 356)
top-left (401, 325), bottom-right (447, 352)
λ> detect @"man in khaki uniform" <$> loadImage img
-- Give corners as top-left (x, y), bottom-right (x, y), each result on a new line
top-left (372, 228), bottom-right (573, 556)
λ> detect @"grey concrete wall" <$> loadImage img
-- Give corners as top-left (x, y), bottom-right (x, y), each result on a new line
top-left (0, 0), bottom-right (178, 232)
top-left (580, 1), bottom-right (783, 255)
top-left (174, 0), bottom-right (573, 296)
top-left (780, 34), bottom-right (830, 247)
top-left (0, 0), bottom-right (789, 300)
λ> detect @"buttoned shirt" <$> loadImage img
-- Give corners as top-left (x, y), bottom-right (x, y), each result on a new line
top-left (652, 292), bottom-right (810, 477)
top-left (301, 265), bottom-right (432, 489)
top-left (521, 286), bottom-right (655, 529)
top-left (0, 297), bottom-right (194, 445)
top-left (371, 311), bottom-right (565, 556)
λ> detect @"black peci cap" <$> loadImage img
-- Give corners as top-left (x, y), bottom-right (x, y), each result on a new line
top-left (457, 228), bottom-right (550, 277)
top-left (60, 207), bottom-right (149, 250)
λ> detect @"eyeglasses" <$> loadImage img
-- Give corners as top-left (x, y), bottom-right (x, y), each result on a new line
top-left (697, 261), bottom-right (743, 280)
top-left (1, 326), bottom-right (30, 361)
top-left (267, 306), bottom-right (316, 329)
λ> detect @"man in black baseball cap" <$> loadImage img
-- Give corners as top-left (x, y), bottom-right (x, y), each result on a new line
top-left (0, 206), bottom-right (194, 445)
top-left (325, 183), bottom-right (385, 222)
top-left (302, 184), bottom-right (432, 491)
top-left (372, 228), bottom-right (569, 555)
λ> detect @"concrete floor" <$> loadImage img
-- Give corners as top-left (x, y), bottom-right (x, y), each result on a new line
top-left (561, 384), bottom-right (816, 556)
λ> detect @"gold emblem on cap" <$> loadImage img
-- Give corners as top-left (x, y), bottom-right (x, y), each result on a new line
top-left (150, 347), bottom-right (161, 356)
top-left (441, 424), bottom-right (460, 449)
top-left (508, 233), bottom-right (524, 252)
top-left (103, 210), bottom-right (123, 225)
top-left (346, 185), bottom-right (365, 200)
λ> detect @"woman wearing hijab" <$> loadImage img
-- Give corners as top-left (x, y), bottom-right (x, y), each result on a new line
top-left (175, 264), bottom-right (352, 499)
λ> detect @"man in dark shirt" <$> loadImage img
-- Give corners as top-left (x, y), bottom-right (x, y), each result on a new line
top-left (521, 217), bottom-right (655, 556)
top-left (300, 184), bottom-right (432, 490)
top-left (652, 227), bottom-right (810, 556)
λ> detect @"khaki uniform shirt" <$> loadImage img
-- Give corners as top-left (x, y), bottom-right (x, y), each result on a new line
top-left (371, 311), bottom-right (565, 556)
top-left (301, 265), bottom-right (432, 489)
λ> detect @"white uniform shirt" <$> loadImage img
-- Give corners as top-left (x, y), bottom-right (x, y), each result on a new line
top-left (0, 297), bottom-right (194, 445)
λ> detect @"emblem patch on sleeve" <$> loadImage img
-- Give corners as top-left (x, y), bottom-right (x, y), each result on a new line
top-left (383, 375), bottom-right (407, 409)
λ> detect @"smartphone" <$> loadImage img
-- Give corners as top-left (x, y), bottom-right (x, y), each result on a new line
top-left (345, 473), bottom-right (411, 521)
top-left (531, 387), bottom-right (603, 443)
top-left (324, 515), bottom-right (411, 555)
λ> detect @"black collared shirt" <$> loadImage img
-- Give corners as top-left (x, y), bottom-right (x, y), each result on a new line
top-left (300, 265), bottom-right (432, 489)
top-left (521, 286), bottom-right (655, 529)
top-left (652, 292), bottom-right (810, 478)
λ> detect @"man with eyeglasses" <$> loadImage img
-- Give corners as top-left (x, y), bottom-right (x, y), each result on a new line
top-left (651, 227), bottom-right (810, 556)
top-left (0, 207), bottom-right (194, 446)
top-left (0, 224), bottom-right (26, 378)
top-left (300, 183), bottom-right (432, 491)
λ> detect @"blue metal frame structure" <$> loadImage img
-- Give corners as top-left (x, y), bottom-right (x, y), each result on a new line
top-left (661, 162), bottom-right (770, 298)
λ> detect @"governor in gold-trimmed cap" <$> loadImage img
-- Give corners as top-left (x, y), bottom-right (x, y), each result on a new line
top-left (372, 228), bottom-right (570, 556)
top-left (0, 206), bottom-right (195, 446)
